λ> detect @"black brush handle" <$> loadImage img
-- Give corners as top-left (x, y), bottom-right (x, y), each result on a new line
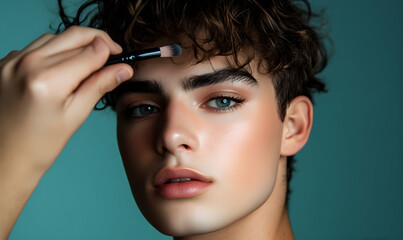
top-left (105, 47), bottom-right (161, 66)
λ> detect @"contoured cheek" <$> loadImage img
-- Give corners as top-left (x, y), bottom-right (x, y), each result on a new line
top-left (188, 91), bottom-right (283, 232)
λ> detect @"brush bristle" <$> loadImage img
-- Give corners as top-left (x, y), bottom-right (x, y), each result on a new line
top-left (160, 44), bottom-right (182, 57)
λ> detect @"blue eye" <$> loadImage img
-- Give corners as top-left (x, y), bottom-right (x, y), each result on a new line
top-left (128, 104), bottom-right (160, 118)
top-left (206, 96), bottom-right (244, 111)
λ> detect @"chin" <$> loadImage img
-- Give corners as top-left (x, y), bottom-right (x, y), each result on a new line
top-left (151, 215), bottom-right (225, 238)
top-left (138, 201), bottom-right (234, 238)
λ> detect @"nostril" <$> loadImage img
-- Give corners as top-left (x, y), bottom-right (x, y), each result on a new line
top-left (159, 144), bottom-right (190, 155)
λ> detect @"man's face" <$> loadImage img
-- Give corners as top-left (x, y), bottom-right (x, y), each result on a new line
top-left (115, 48), bottom-right (284, 237)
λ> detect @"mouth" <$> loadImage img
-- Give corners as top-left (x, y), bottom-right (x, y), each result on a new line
top-left (165, 178), bottom-right (192, 183)
top-left (153, 167), bottom-right (213, 199)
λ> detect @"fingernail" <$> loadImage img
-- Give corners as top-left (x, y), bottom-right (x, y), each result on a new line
top-left (116, 68), bottom-right (132, 84)
top-left (114, 41), bottom-right (123, 51)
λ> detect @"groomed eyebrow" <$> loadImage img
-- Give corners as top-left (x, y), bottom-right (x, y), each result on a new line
top-left (182, 68), bottom-right (258, 91)
top-left (110, 80), bottom-right (165, 106)
top-left (116, 80), bottom-right (165, 95)
top-left (112, 68), bottom-right (258, 99)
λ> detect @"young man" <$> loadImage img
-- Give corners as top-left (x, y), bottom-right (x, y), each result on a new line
top-left (0, 0), bottom-right (328, 239)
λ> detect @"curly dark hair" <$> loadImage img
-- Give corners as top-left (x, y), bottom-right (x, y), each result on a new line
top-left (57, 0), bottom-right (329, 205)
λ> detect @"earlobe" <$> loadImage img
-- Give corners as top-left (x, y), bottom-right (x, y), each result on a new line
top-left (281, 96), bottom-right (313, 156)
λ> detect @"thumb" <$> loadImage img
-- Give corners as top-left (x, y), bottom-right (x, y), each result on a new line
top-left (66, 63), bottom-right (133, 121)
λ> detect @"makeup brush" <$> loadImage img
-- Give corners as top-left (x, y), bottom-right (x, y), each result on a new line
top-left (105, 44), bottom-right (182, 66)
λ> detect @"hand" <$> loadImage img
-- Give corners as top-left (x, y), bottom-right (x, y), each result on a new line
top-left (0, 26), bottom-right (133, 169)
top-left (0, 26), bottom-right (133, 238)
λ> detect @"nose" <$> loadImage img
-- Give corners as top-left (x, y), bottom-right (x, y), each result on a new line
top-left (156, 99), bottom-right (200, 155)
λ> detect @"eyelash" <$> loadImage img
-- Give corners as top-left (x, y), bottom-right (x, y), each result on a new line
top-left (125, 95), bottom-right (245, 118)
top-left (205, 95), bottom-right (245, 112)
top-left (125, 103), bottom-right (160, 119)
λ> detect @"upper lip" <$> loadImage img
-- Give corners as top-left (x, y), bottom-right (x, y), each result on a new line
top-left (153, 167), bottom-right (212, 187)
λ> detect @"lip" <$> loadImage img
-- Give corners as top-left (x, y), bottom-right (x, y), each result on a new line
top-left (153, 167), bottom-right (213, 199)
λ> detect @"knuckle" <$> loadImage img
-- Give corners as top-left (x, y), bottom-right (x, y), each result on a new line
top-left (96, 29), bottom-right (109, 39)
top-left (67, 25), bottom-right (82, 32)
top-left (24, 72), bottom-right (50, 97)
top-left (89, 39), bottom-right (110, 62)
top-left (65, 25), bottom-right (85, 38)
top-left (24, 69), bottom-right (43, 83)
top-left (0, 51), bottom-right (19, 65)
top-left (88, 29), bottom-right (110, 43)
top-left (67, 25), bottom-right (100, 36)
top-left (0, 53), bottom-right (21, 83)
top-left (82, 26), bottom-right (107, 36)
top-left (17, 51), bottom-right (40, 72)
top-left (86, 28), bottom-right (111, 43)
top-left (40, 32), bottom-right (56, 39)
top-left (94, 38), bottom-right (109, 53)
top-left (0, 60), bottom-right (14, 80)
top-left (65, 26), bottom-right (111, 48)
top-left (67, 26), bottom-right (109, 42)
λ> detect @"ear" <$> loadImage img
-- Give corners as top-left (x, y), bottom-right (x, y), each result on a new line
top-left (280, 96), bottom-right (313, 156)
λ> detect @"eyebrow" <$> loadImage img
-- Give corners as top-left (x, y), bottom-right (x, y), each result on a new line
top-left (182, 68), bottom-right (258, 91)
top-left (113, 68), bottom-right (258, 99)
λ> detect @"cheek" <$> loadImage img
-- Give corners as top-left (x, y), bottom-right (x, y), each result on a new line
top-left (117, 119), bottom-right (158, 180)
top-left (204, 99), bottom-right (283, 210)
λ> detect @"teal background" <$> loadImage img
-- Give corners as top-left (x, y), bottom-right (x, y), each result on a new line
top-left (1, 0), bottom-right (402, 239)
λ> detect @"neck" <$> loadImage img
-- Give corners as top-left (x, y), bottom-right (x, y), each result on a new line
top-left (173, 157), bottom-right (294, 240)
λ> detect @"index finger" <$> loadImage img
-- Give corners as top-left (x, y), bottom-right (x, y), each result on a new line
top-left (38, 26), bottom-right (122, 57)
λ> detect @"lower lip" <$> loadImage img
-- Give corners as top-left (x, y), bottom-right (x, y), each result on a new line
top-left (155, 181), bottom-right (211, 199)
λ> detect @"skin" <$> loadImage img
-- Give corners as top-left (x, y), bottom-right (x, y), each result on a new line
top-left (115, 45), bottom-right (313, 239)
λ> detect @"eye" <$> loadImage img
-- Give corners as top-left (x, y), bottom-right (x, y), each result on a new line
top-left (127, 104), bottom-right (160, 118)
top-left (206, 96), bottom-right (244, 112)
